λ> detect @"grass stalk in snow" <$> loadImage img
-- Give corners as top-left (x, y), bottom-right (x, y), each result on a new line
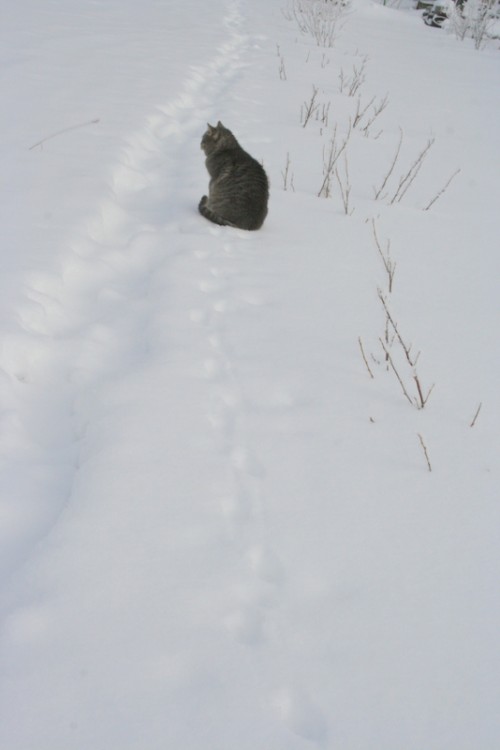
top-left (374, 131), bottom-right (435, 206)
top-left (417, 433), bottom-right (432, 472)
top-left (339, 56), bottom-right (368, 96)
top-left (300, 87), bottom-right (331, 131)
top-left (469, 401), bottom-right (483, 428)
top-left (379, 337), bottom-right (415, 406)
top-left (277, 45), bottom-right (288, 80)
top-left (371, 219), bottom-right (396, 292)
top-left (358, 337), bottom-right (374, 379)
top-left (352, 95), bottom-right (376, 129)
top-left (335, 153), bottom-right (354, 215)
top-left (377, 289), bottom-right (435, 409)
top-left (389, 137), bottom-right (435, 205)
top-left (350, 93), bottom-right (389, 136)
top-left (360, 94), bottom-right (389, 138)
top-left (320, 101), bottom-right (331, 129)
top-left (29, 118), bottom-right (100, 150)
top-left (373, 127), bottom-right (403, 200)
top-left (318, 124), bottom-right (351, 198)
top-left (281, 152), bottom-right (295, 191)
top-left (423, 168), bottom-right (461, 211)
top-left (301, 85), bottom-right (320, 127)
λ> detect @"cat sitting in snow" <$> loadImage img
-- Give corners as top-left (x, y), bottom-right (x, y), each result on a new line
top-left (199, 121), bottom-right (269, 231)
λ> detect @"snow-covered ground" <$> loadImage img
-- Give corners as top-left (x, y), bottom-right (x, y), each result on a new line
top-left (1, 1), bottom-right (499, 747)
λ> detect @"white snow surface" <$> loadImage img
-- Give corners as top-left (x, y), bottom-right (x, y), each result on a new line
top-left (1, 0), bottom-right (499, 748)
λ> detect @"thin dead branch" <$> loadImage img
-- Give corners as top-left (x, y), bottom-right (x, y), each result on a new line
top-left (29, 118), bottom-right (100, 150)
top-left (390, 137), bottom-right (435, 204)
top-left (377, 289), bottom-right (434, 409)
top-left (413, 373), bottom-right (435, 409)
top-left (424, 168), bottom-right (461, 211)
top-left (335, 153), bottom-right (354, 215)
top-left (318, 124), bottom-right (351, 198)
top-left (301, 85), bottom-right (320, 127)
top-left (377, 290), bottom-right (414, 367)
top-left (418, 433), bottom-right (432, 472)
top-left (281, 152), bottom-right (295, 192)
top-left (361, 94), bottom-right (389, 137)
top-left (373, 128), bottom-right (403, 200)
top-left (352, 95), bottom-right (375, 129)
top-left (372, 220), bottom-right (396, 292)
top-left (358, 337), bottom-right (374, 379)
top-left (469, 401), bottom-right (482, 427)
top-left (379, 337), bottom-right (414, 405)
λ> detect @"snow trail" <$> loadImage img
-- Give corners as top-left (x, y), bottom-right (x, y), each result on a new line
top-left (1, 0), bottom-right (251, 575)
top-left (1, 1), bottom-right (295, 746)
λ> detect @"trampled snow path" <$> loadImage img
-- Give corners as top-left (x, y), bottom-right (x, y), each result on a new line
top-left (1, 0), bottom-right (254, 571)
top-left (1, 1), bottom-right (307, 746)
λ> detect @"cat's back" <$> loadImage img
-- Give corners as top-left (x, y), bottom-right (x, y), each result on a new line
top-left (209, 144), bottom-right (267, 188)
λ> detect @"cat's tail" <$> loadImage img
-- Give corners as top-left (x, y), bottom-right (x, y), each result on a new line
top-left (198, 196), bottom-right (236, 228)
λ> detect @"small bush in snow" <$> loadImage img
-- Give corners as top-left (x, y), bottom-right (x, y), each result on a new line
top-left (446, 0), bottom-right (498, 49)
top-left (284, 0), bottom-right (351, 47)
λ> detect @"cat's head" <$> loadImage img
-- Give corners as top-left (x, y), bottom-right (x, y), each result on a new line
top-left (201, 121), bottom-right (237, 155)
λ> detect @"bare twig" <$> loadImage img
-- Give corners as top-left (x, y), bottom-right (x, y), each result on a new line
top-left (348, 58), bottom-right (367, 96)
top-left (379, 338), bottom-right (414, 406)
top-left (361, 94), bottom-right (389, 137)
top-left (417, 433), bottom-right (432, 472)
top-left (390, 137), bottom-right (435, 204)
top-left (377, 290), bottom-right (413, 366)
top-left (29, 118), bottom-right (100, 150)
top-left (469, 401), bottom-right (482, 428)
top-left (281, 152), bottom-right (295, 191)
top-left (338, 56), bottom-right (368, 96)
top-left (377, 289), bottom-right (434, 409)
top-left (372, 220), bottom-right (396, 292)
top-left (358, 337), bottom-right (374, 379)
top-left (318, 124), bottom-right (351, 198)
top-left (301, 85), bottom-right (319, 128)
top-left (373, 128), bottom-right (403, 200)
top-left (352, 95), bottom-right (375, 129)
top-left (338, 67), bottom-right (347, 93)
top-left (335, 153), bottom-right (354, 215)
top-left (278, 56), bottom-right (287, 80)
top-left (424, 168), bottom-right (461, 211)
top-left (414, 373), bottom-right (435, 409)
top-left (319, 102), bottom-right (331, 127)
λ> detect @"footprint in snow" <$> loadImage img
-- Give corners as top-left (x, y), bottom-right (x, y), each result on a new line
top-left (231, 445), bottom-right (264, 478)
top-left (189, 307), bottom-right (209, 324)
top-left (198, 277), bottom-right (227, 294)
top-left (246, 544), bottom-right (285, 586)
top-left (200, 357), bottom-right (223, 380)
top-left (224, 606), bottom-right (266, 646)
top-left (273, 686), bottom-right (329, 745)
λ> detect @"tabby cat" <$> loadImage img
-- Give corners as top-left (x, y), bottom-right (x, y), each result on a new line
top-left (199, 121), bottom-right (269, 230)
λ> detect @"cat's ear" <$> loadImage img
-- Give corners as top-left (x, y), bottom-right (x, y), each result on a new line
top-left (217, 121), bottom-right (223, 128)
top-left (207, 123), bottom-right (220, 140)
top-left (207, 122), bottom-right (222, 140)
